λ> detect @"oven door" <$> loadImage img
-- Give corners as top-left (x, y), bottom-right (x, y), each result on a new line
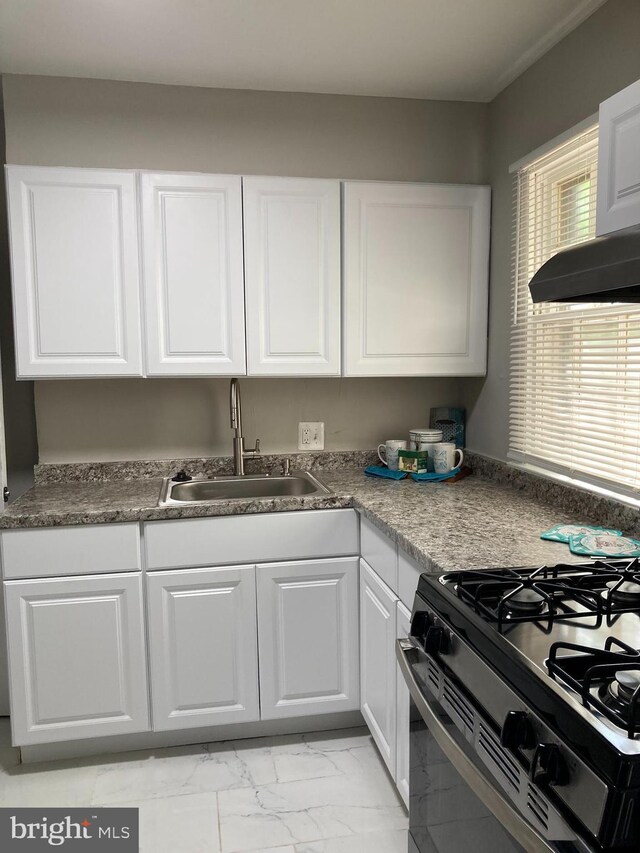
top-left (397, 639), bottom-right (590, 853)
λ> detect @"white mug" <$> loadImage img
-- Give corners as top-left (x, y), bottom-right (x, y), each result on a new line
top-left (433, 442), bottom-right (464, 474)
top-left (377, 439), bottom-right (407, 471)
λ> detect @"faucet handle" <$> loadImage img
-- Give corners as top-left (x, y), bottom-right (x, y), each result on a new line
top-left (245, 438), bottom-right (260, 456)
top-left (282, 458), bottom-right (291, 476)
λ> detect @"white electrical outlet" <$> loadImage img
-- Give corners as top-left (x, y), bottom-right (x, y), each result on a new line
top-left (298, 422), bottom-right (325, 450)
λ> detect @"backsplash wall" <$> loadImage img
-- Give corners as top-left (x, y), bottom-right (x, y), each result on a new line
top-left (35, 378), bottom-right (464, 463)
top-left (1, 74), bottom-right (488, 464)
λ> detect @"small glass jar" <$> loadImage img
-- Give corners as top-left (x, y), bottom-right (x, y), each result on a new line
top-left (408, 428), bottom-right (443, 472)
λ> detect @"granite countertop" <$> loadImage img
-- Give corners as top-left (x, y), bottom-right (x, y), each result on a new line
top-left (0, 468), bottom-right (593, 573)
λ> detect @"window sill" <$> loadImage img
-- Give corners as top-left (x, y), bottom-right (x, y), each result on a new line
top-left (509, 460), bottom-right (640, 511)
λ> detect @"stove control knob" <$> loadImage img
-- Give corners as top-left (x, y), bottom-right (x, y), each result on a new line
top-left (410, 610), bottom-right (431, 641)
top-left (500, 711), bottom-right (536, 752)
top-left (423, 625), bottom-right (449, 656)
top-left (531, 743), bottom-right (570, 787)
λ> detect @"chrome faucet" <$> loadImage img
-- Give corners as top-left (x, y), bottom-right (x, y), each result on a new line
top-left (229, 378), bottom-right (260, 475)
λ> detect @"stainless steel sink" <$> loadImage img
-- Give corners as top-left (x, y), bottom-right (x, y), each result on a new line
top-left (158, 471), bottom-right (332, 505)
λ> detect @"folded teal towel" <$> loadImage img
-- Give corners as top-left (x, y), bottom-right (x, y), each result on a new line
top-left (540, 524), bottom-right (622, 543)
top-left (364, 465), bottom-right (407, 480)
top-left (569, 531), bottom-right (640, 557)
top-left (411, 466), bottom-right (460, 482)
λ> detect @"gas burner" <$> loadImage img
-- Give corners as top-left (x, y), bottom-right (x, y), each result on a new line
top-left (601, 670), bottom-right (640, 719)
top-left (548, 637), bottom-right (640, 738)
top-left (616, 670), bottom-right (640, 696)
top-left (605, 579), bottom-right (640, 606)
top-left (504, 587), bottom-right (547, 614)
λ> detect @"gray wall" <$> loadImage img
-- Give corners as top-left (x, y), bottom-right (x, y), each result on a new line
top-left (0, 86), bottom-right (38, 493)
top-left (35, 377), bottom-right (464, 463)
top-left (464, 0), bottom-right (640, 461)
top-left (1, 74), bottom-right (488, 462)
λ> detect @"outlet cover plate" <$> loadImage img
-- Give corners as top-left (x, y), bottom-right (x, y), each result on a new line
top-left (298, 422), bottom-right (325, 451)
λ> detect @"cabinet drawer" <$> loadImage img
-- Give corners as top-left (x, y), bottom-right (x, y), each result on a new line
top-left (398, 548), bottom-right (423, 609)
top-left (144, 509), bottom-right (358, 570)
top-left (360, 515), bottom-right (397, 592)
top-left (1, 523), bottom-right (141, 580)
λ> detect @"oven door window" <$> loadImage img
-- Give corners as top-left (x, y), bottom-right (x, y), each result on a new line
top-left (409, 694), bottom-right (527, 852)
top-left (408, 689), bottom-right (587, 853)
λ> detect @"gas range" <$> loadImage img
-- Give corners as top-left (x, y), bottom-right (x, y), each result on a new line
top-left (441, 559), bottom-right (640, 752)
top-left (408, 558), bottom-right (640, 851)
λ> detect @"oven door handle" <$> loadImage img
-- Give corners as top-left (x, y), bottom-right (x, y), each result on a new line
top-left (396, 639), bottom-right (555, 853)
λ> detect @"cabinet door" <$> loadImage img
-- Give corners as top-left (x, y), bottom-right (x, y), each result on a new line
top-left (257, 558), bottom-right (359, 719)
top-left (141, 172), bottom-right (246, 375)
top-left (360, 559), bottom-right (398, 776)
top-left (243, 177), bottom-right (341, 376)
top-left (6, 166), bottom-right (143, 377)
top-left (343, 181), bottom-right (490, 377)
top-left (4, 573), bottom-right (149, 745)
top-left (597, 79), bottom-right (640, 235)
top-left (146, 565), bottom-right (259, 730)
top-left (395, 601), bottom-right (412, 809)
top-left (0, 584), bottom-right (8, 716)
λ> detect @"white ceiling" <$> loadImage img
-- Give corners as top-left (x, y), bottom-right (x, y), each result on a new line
top-left (0, 0), bottom-right (607, 102)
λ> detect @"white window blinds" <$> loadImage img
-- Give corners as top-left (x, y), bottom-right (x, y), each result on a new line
top-left (510, 124), bottom-right (640, 499)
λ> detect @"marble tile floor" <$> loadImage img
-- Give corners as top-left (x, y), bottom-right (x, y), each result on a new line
top-left (0, 719), bottom-right (408, 852)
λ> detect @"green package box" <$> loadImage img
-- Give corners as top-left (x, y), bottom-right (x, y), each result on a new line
top-left (398, 449), bottom-right (429, 473)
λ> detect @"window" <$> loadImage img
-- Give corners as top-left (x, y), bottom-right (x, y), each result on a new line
top-left (510, 124), bottom-right (640, 499)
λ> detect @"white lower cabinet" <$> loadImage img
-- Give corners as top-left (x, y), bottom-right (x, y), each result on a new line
top-left (4, 572), bottom-right (150, 746)
top-left (395, 601), bottom-right (412, 809)
top-left (257, 558), bottom-right (360, 719)
top-left (2, 511), bottom-right (363, 752)
top-left (360, 558), bottom-right (398, 776)
top-left (146, 565), bottom-right (260, 731)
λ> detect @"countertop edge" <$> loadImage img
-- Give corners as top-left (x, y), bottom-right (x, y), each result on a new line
top-left (0, 485), bottom-right (448, 572)
top-left (0, 494), bottom-right (357, 529)
top-left (0, 470), bottom-right (594, 576)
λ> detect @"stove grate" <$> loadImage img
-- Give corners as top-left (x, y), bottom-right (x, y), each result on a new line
top-left (451, 559), bottom-right (640, 633)
top-left (547, 636), bottom-right (640, 739)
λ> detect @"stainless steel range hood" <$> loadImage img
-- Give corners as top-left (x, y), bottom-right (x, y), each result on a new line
top-left (528, 226), bottom-right (640, 303)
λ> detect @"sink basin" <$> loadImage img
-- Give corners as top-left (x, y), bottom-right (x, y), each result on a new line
top-left (158, 470), bottom-right (332, 505)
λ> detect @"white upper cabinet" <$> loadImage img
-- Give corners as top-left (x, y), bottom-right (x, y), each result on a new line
top-left (6, 165), bottom-right (143, 378)
top-left (343, 181), bottom-right (490, 377)
top-left (141, 172), bottom-right (246, 375)
top-left (6, 167), bottom-right (491, 380)
top-left (243, 176), bottom-right (341, 375)
top-left (597, 78), bottom-right (640, 236)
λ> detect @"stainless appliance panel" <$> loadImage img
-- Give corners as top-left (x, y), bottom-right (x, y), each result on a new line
top-left (398, 640), bottom-right (593, 853)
